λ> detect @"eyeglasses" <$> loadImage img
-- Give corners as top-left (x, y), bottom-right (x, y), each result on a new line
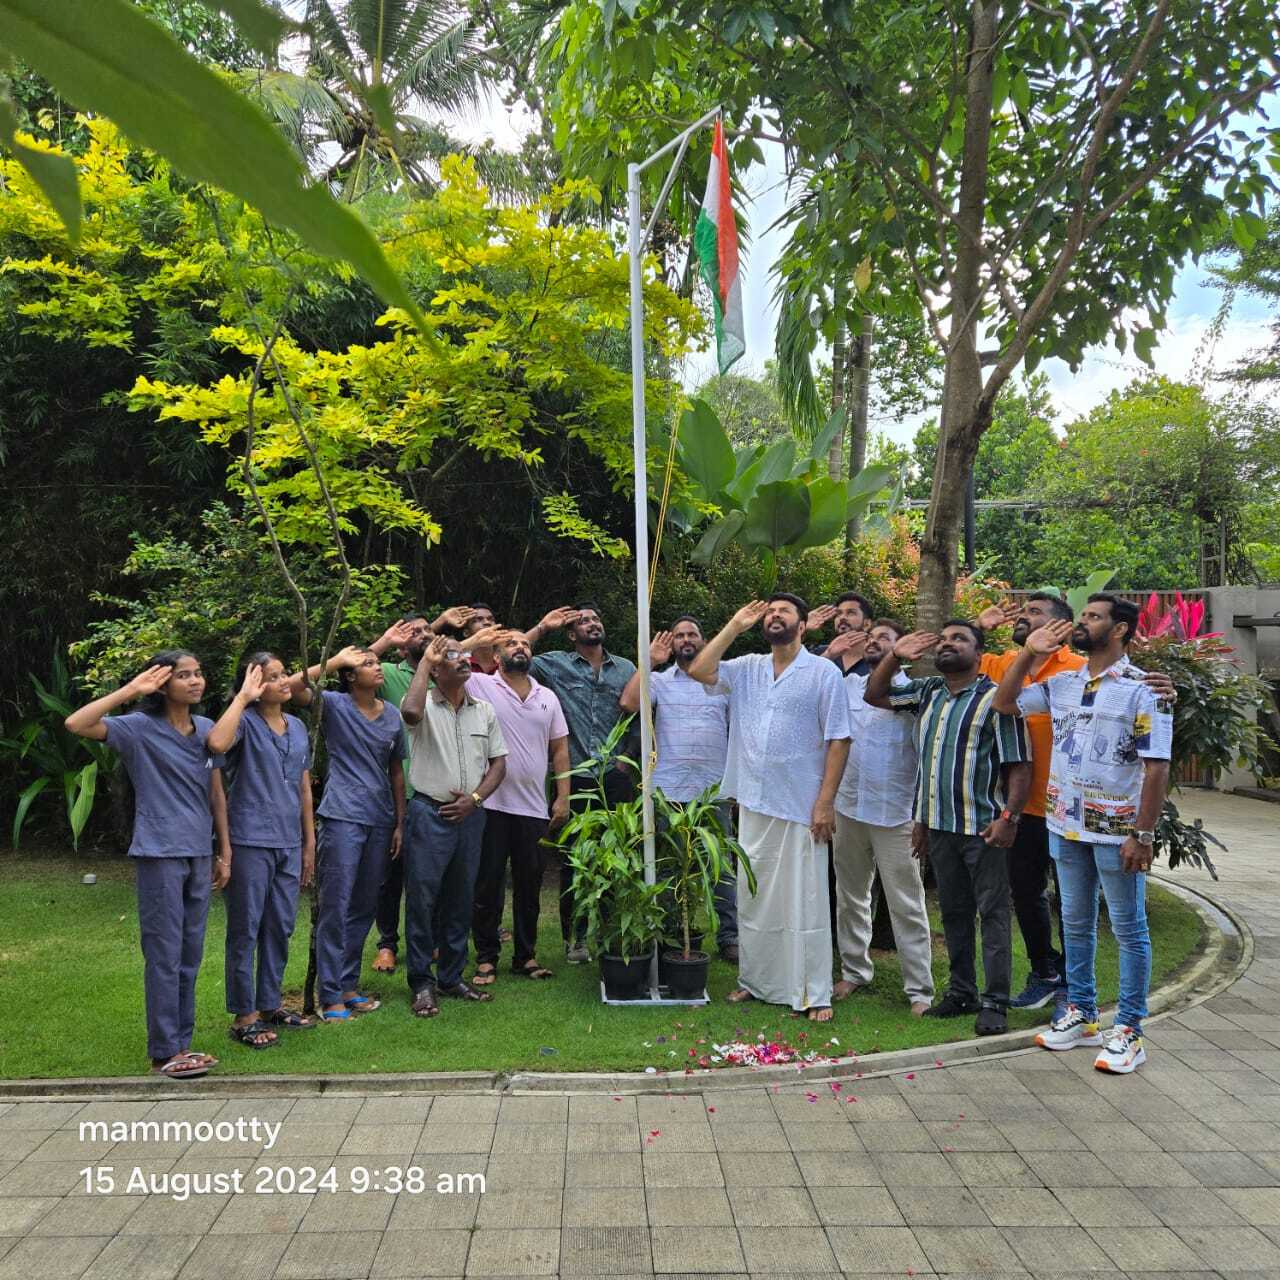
top-left (443, 650), bottom-right (465, 660)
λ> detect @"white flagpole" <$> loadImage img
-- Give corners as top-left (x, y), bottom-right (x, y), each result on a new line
top-left (626, 106), bottom-right (722, 912)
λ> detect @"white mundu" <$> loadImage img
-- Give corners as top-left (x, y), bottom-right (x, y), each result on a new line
top-left (716, 648), bottom-right (850, 1011)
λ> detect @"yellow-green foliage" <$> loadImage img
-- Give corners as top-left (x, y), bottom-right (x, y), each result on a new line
top-left (2, 132), bottom-right (703, 557)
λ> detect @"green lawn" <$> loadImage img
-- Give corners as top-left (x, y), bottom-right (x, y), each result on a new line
top-left (0, 851), bottom-right (1205, 1079)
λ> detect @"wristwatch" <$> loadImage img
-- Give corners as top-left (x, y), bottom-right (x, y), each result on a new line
top-left (471, 790), bottom-right (484, 807)
top-left (1135, 829), bottom-right (1155, 847)
top-left (1000, 808), bottom-right (1021, 825)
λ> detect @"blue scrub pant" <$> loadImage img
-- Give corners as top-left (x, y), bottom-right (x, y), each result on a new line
top-left (134, 855), bottom-right (212, 1061)
top-left (224, 844), bottom-right (301, 1015)
top-left (316, 819), bottom-right (394, 1005)
top-left (404, 798), bottom-right (486, 993)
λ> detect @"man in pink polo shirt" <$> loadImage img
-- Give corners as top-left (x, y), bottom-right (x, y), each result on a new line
top-left (466, 630), bottom-right (571, 983)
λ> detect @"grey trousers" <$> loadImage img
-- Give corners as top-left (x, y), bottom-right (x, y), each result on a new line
top-left (134, 855), bottom-right (212, 1060)
top-left (224, 844), bottom-right (301, 1015)
top-left (316, 819), bottom-right (394, 1005)
top-left (927, 830), bottom-right (1012, 1009)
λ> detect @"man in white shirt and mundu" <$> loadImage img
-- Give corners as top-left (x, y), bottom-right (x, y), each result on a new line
top-left (689, 595), bottom-right (851, 1022)
top-left (831, 618), bottom-right (935, 1015)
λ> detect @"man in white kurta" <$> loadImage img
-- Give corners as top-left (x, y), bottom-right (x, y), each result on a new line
top-left (688, 595), bottom-right (851, 1020)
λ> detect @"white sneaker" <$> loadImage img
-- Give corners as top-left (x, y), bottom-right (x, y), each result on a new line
top-left (1094, 1026), bottom-right (1146, 1074)
top-left (1035, 1003), bottom-right (1104, 1051)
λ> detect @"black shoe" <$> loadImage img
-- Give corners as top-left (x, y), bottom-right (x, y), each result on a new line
top-left (922, 992), bottom-right (981, 1018)
top-left (720, 943), bottom-right (740, 963)
top-left (974, 1006), bottom-right (1008, 1036)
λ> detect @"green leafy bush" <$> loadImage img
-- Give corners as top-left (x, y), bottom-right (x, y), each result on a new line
top-left (70, 503), bottom-right (406, 701)
top-left (1135, 635), bottom-right (1274, 875)
top-left (0, 649), bottom-right (116, 849)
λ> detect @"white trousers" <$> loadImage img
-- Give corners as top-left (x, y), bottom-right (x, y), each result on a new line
top-left (831, 813), bottom-right (935, 1006)
top-left (737, 808), bottom-right (833, 1011)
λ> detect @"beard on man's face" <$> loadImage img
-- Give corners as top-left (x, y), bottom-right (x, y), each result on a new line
top-left (674, 642), bottom-right (699, 661)
top-left (501, 651), bottom-right (531, 672)
top-left (935, 647), bottom-right (969, 672)
top-left (765, 618), bottom-right (799, 645)
top-left (1011, 619), bottom-right (1031, 645)
top-left (1071, 624), bottom-right (1102, 652)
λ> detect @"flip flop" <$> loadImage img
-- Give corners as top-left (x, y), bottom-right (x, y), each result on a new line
top-left (152, 1054), bottom-right (208, 1079)
top-left (725, 988), bottom-right (755, 1004)
top-left (514, 963), bottom-right (554, 980)
top-left (473, 965), bottom-right (497, 986)
top-left (321, 1008), bottom-right (352, 1021)
top-left (344, 993), bottom-right (380, 1012)
top-left (182, 1050), bottom-right (219, 1068)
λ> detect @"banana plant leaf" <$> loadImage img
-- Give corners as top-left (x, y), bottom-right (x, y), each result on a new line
top-left (740, 481), bottom-right (811, 551)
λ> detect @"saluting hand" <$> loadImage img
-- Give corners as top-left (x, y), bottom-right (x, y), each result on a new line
top-left (894, 631), bottom-right (939, 662)
top-left (539, 605), bottom-right (582, 631)
top-left (649, 631), bottom-right (674, 666)
top-left (236, 663), bottom-right (265, 705)
top-left (126, 664), bottom-right (173, 701)
top-left (977, 601), bottom-right (1021, 632)
top-left (807, 603), bottom-right (837, 630)
top-left (825, 629), bottom-right (869, 661)
top-left (731, 600), bottom-right (769, 633)
top-left (1024, 619), bottom-right (1073, 655)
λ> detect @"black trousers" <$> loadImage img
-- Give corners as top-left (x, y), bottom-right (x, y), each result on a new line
top-left (473, 810), bottom-right (549, 969)
top-left (928, 829), bottom-right (1012, 1009)
top-left (562, 768), bottom-right (635, 942)
top-left (374, 851), bottom-right (404, 955)
top-left (1007, 814), bottom-right (1064, 980)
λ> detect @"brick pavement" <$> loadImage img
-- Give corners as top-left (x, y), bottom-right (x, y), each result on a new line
top-left (2, 790), bottom-right (1278, 1278)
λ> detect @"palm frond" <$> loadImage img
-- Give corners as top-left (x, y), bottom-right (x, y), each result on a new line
top-left (304, 0), bottom-right (356, 66)
top-left (239, 68), bottom-right (353, 155)
top-left (391, 18), bottom-right (486, 116)
top-left (774, 279), bottom-right (824, 435)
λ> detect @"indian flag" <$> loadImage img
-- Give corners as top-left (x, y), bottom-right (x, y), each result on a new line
top-left (694, 118), bottom-right (745, 375)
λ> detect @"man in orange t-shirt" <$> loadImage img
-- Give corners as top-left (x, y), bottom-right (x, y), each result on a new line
top-left (978, 594), bottom-right (1176, 1011)
top-left (978, 595), bottom-right (1083, 1010)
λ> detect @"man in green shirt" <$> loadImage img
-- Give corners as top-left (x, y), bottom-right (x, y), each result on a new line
top-left (367, 612), bottom-right (433, 971)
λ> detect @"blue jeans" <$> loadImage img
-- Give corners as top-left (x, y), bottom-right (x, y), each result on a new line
top-left (1049, 832), bottom-right (1150, 1033)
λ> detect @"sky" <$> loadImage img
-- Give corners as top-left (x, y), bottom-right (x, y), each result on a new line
top-left (457, 87), bottom-right (1277, 448)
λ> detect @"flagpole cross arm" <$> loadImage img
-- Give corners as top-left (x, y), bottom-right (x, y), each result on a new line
top-left (633, 106), bottom-right (723, 253)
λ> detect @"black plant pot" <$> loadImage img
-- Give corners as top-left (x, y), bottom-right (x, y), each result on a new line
top-left (600, 953), bottom-right (651, 1000)
top-left (662, 950), bottom-right (710, 1000)
top-left (658, 934), bottom-right (704, 986)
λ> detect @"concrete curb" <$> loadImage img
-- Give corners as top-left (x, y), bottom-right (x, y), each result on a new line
top-left (0, 871), bottom-right (1247, 1101)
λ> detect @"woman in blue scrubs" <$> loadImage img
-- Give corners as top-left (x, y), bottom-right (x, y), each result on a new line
top-left (65, 651), bottom-right (230, 1079)
top-left (290, 645), bottom-right (406, 1021)
top-left (209, 652), bottom-right (316, 1048)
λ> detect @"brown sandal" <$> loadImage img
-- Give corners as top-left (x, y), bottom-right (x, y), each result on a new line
top-left (472, 964), bottom-right (497, 986)
top-left (412, 986), bottom-right (440, 1018)
top-left (725, 988), bottom-right (755, 1004)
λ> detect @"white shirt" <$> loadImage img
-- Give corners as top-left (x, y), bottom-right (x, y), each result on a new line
top-left (1017, 656), bottom-right (1173, 846)
top-left (650, 665), bottom-right (730, 802)
top-left (836, 672), bottom-right (918, 828)
top-left (716, 647), bottom-right (851, 825)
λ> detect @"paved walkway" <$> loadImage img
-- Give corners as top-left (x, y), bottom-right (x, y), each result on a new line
top-left (2, 791), bottom-right (1279, 1279)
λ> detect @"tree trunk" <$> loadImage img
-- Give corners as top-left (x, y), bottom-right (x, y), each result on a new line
top-left (845, 311), bottom-right (873, 543)
top-left (827, 315), bottom-right (847, 481)
top-left (916, 0), bottom-right (998, 633)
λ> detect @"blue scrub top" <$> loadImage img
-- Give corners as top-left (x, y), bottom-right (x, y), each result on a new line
top-left (104, 711), bottom-right (224, 858)
top-left (315, 690), bottom-right (406, 827)
top-left (226, 709), bottom-right (311, 849)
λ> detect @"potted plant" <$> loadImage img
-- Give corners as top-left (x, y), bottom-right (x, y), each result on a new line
top-left (654, 786), bottom-right (755, 1000)
top-left (550, 719), bottom-right (669, 999)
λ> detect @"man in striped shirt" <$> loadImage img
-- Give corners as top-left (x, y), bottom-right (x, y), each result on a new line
top-left (866, 620), bottom-right (1031, 1037)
